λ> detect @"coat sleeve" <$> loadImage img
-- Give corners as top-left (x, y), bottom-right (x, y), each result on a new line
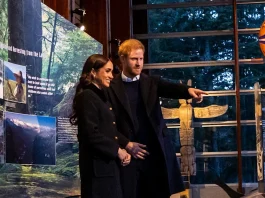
top-left (153, 76), bottom-right (192, 99)
top-left (116, 131), bottom-right (130, 149)
top-left (78, 92), bottom-right (120, 160)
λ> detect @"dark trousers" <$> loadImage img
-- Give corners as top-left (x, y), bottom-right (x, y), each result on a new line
top-left (120, 155), bottom-right (170, 198)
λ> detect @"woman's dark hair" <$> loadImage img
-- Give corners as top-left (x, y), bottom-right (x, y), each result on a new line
top-left (70, 54), bottom-right (109, 125)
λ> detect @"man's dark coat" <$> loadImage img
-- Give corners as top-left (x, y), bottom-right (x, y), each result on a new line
top-left (107, 73), bottom-right (191, 197)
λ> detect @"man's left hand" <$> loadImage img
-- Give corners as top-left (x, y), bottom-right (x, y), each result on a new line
top-left (188, 88), bottom-right (208, 103)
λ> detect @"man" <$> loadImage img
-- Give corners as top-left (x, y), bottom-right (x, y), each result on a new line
top-left (107, 39), bottom-right (207, 198)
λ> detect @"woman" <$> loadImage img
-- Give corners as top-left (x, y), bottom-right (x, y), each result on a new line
top-left (13, 71), bottom-right (24, 102)
top-left (70, 54), bottom-right (131, 198)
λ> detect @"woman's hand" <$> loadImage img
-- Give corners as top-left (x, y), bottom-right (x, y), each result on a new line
top-left (118, 148), bottom-right (131, 166)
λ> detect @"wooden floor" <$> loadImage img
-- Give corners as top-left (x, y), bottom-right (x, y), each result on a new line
top-left (242, 190), bottom-right (265, 198)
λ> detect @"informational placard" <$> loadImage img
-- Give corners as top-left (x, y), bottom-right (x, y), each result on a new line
top-left (57, 117), bottom-right (78, 143)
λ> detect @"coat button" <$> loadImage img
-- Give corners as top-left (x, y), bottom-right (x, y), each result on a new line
top-left (109, 107), bottom-right (112, 110)
top-left (114, 136), bottom-right (118, 140)
top-left (113, 121), bottom-right (116, 125)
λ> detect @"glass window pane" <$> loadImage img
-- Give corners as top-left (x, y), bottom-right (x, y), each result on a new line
top-left (193, 156), bottom-right (257, 184)
top-left (133, 0), bottom-right (234, 5)
top-left (149, 67), bottom-right (235, 91)
top-left (144, 6), bottom-right (233, 34)
top-left (146, 37), bottom-right (234, 63)
top-left (239, 35), bottom-right (262, 59)
top-left (238, 4), bottom-right (265, 29)
top-left (166, 126), bottom-right (256, 152)
top-left (139, 36), bottom-right (262, 64)
top-left (240, 95), bottom-right (256, 120)
top-left (167, 128), bottom-right (181, 152)
top-left (194, 126), bottom-right (256, 152)
top-left (133, 4), bottom-right (265, 32)
top-left (239, 64), bottom-right (265, 89)
top-left (146, 0), bottom-right (214, 4)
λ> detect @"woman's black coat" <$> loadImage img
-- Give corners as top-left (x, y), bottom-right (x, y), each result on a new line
top-left (76, 84), bottom-right (123, 198)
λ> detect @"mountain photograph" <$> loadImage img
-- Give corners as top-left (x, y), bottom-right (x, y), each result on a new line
top-left (5, 112), bottom-right (56, 165)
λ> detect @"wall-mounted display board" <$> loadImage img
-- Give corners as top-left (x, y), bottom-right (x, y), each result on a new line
top-left (0, 0), bottom-right (102, 197)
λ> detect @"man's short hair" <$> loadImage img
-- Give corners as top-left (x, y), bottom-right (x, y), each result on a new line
top-left (118, 39), bottom-right (145, 57)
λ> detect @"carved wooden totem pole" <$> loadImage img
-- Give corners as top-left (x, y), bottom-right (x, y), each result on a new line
top-left (161, 80), bottom-right (228, 177)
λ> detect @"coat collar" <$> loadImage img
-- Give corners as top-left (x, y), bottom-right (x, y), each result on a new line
top-left (121, 72), bottom-right (140, 82)
top-left (110, 74), bottom-right (134, 122)
top-left (84, 83), bottom-right (107, 102)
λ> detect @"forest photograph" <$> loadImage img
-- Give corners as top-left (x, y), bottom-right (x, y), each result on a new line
top-left (38, 4), bottom-right (102, 117)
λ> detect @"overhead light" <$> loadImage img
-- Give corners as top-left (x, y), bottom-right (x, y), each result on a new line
top-left (80, 25), bottom-right (85, 31)
top-left (75, 23), bottom-right (85, 31)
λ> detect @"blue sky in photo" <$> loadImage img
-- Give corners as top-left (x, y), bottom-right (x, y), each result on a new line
top-left (5, 111), bottom-right (56, 128)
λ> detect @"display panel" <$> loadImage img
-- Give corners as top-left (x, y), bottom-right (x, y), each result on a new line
top-left (0, 0), bottom-right (102, 197)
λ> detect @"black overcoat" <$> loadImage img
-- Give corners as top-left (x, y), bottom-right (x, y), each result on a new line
top-left (107, 73), bottom-right (191, 197)
top-left (76, 84), bottom-right (123, 198)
